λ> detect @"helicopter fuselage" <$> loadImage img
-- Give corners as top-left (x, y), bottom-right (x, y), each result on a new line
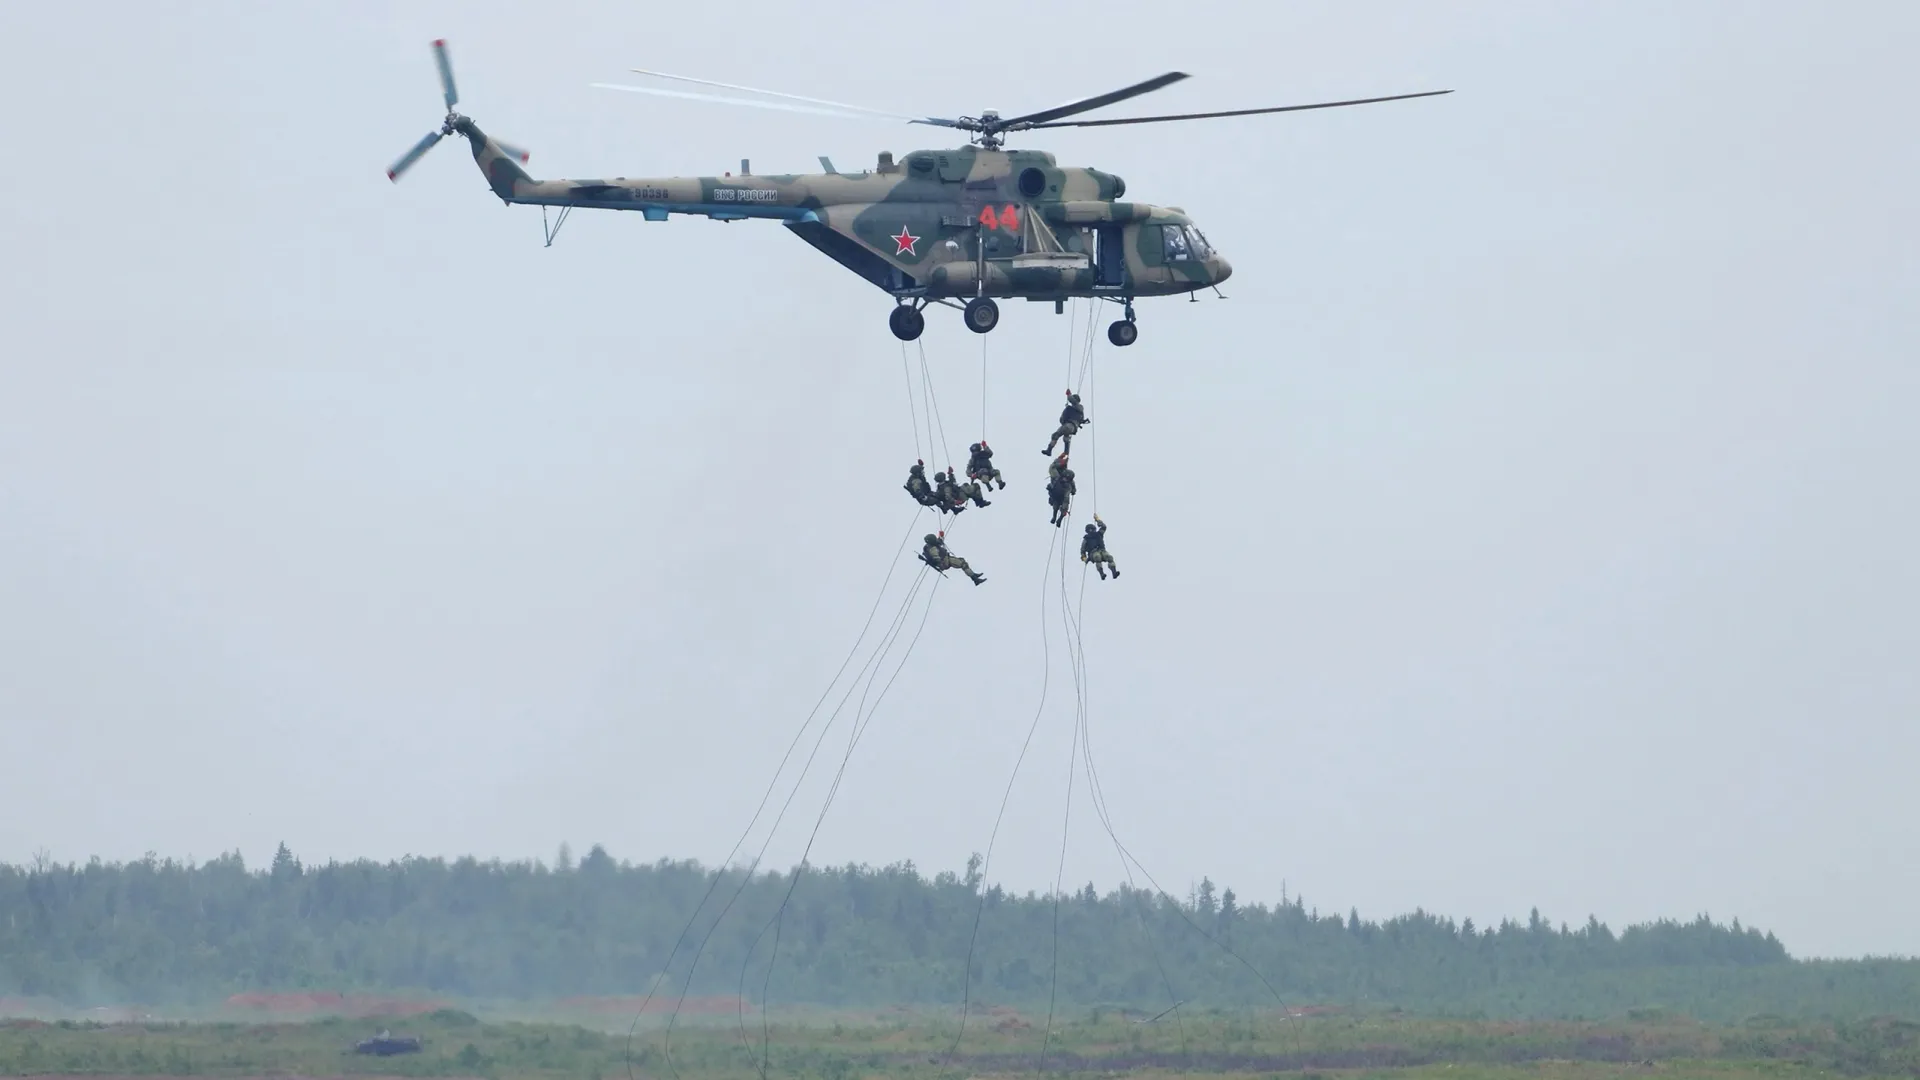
top-left (455, 119), bottom-right (1231, 304)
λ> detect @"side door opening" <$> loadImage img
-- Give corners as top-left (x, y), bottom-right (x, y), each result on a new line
top-left (1095, 224), bottom-right (1126, 287)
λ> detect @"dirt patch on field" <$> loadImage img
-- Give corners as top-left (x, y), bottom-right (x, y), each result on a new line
top-left (1, 1001), bottom-right (154, 1024)
top-left (556, 995), bottom-right (746, 1016)
top-left (13, 1068), bottom-right (478, 1076)
top-left (222, 993), bottom-right (449, 1017)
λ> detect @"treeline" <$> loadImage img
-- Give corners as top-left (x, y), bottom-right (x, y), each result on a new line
top-left (2, 845), bottom-right (1916, 1021)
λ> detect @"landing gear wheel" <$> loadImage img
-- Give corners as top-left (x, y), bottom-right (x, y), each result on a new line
top-left (1108, 319), bottom-right (1139, 347)
top-left (889, 305), bottom-right (925, 342)
top-left (964, 297), bottom-right (1000, 334)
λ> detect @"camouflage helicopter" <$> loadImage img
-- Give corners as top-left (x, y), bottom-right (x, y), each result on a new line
top-left (388, 41), bottom-right (1448, 346)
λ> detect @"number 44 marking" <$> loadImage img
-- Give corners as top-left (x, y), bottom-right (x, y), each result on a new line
top-left (978, 204), bottom-right (1021, 232)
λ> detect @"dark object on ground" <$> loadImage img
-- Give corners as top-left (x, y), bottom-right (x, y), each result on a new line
top-left (354, 1033), bottom-right (421, 1056)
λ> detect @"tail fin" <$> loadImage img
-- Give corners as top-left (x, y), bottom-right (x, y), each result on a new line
top-left (452, 118), bottom-right (535, 201)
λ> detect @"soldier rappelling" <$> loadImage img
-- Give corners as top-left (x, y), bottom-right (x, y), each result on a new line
top-left (956, 473), bottom-right (992, 508)
top-left (904, 462), bottom-right (941, 508)
top-left (1047, 464), bottom-right (1077, 527)
top-left (1080, 515), bottom-right (1119, 579)
top-left (932, 470), bottom-right (978, 513)
top-left (921, 532), bottom-right (986, 585)
top-left (1044, 391), bottom-right (1088, 456)
top-left (966, 442), bottom-right (1005, 490)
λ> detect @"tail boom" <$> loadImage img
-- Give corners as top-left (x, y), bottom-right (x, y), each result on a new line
top-left (452, 117), bottom-right (536, 201)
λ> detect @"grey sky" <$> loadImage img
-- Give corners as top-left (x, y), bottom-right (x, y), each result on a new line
top-left (2, 1), bottom-right (1915, 961)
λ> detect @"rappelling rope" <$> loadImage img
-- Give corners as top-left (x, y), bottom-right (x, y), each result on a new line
top-left (735, 559), bottom-right (939, 1074)
top-left (631, 337), bottom-right (977, 1080)
top-left (901, 342), bottom-right (926, 465)
top-left (945, 528), bottom-right (1061, 1062)
top-left (913, 337), bottom-right (974, 527)
top-left (742, 561), bottom-right (946, 1080)
top-left (1066, 298), bottom-right (1080, 386)
top-left (735, 504), bottom-right (975, 1074)
top-left (1056, 568), bottom-right (1306, 1060)
top-left (1051, 399), bottom-right (1291, 1056)
top-left (1040, 535), bottom-right (1081, 1070)
top-left (1083, 343), bottom-right (1097, 522)
top-left (730, 512), bottom-right (977, 1071)
top-left (1076, 300), bottom-right (1098, 391)
top-left (1039, 303), bottom-right (1100, 1065)
top-left (955, 310), bottom-right (1096, 1066)
top-left (1058, 329), bottom-right (1183, 1050)
top-left (626, 509), bottom-right (929, 1080)
top-left (917, 339), bottom-right (955, 481)
top-left (1055, 531), bottom-right (1190, 1057)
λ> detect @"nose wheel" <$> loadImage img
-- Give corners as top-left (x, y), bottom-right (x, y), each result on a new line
top-left (1107, 318), bottom-right (1138, 347)
top-left (889, 304), bottom-right (925, 341)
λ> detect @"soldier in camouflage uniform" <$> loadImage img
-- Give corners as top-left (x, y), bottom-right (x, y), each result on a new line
top-left (966, 442), bottom-right (1005, 490)
top-left (1080, 515), bottom-right (1118, 579)
top-left (932, 470), bottom-right (971, 514)
top-left (1046, 454), bottom-right (1072, 522)
top-left (904, 462), bottom-right (941, 508)
top-left (922, 533), bottom-right (986, 585)
top-left (1047, 466), bottom-right (1077, 527)
top-left (1044, 392), bottom-right (1088, 456)
top-left (955, 472), bottom-right (992, 508)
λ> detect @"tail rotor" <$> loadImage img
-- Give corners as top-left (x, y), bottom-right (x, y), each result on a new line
top-left (386, 129), bottom-right (445, 182)
top-left (432, 37), bottom-right (458, 112)
top-left (386, 39), bottom-right (530, 183)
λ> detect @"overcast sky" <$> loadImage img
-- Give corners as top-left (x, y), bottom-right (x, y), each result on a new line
top-left (2, 1), bottom-right (1916, 962)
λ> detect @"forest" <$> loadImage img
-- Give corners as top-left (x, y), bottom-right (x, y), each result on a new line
top-left (3, 844), bottom-right (1916, 1021)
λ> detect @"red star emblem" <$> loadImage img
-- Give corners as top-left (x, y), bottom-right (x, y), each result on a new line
top-left (891, 226), bottom-right (920, 255)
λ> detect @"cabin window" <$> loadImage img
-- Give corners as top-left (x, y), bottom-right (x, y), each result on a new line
top-left (1161, 224), bottom-right (1192, 261)
top-left (1185, 227), bottom-right (1213, 258)
top-left (982, 227), bottom-right (1023, 259)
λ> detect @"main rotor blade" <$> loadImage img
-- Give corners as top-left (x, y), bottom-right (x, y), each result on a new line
top-left (1001, 71), bottom-right (1189, 128)
top-left (387, 131), bottom-right (443, 182)
top-left (1025, 89), bottom-right (1454, 129)
top-left (432, 39), bottom-right (457, 110)
top-left (626, 67), bottom-right (919, 121)
top-left (494, 139), bottom-right (531, 164)
top-left (594, 82), bottom-right (896, 122)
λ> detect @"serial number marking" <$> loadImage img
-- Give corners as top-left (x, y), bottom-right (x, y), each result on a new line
top-left (635, 186), bottom-right (669, 200)
top-left (978, 204), bottom-right (1021, 232)
top-left (714, 187), bottom-right (781, 202)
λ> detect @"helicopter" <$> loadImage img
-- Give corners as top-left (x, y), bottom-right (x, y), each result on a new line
top-left (387, 41), bottom-right (1449, 346)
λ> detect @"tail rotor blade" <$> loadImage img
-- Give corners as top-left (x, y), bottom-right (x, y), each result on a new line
top-left (494, 139), bottom-right (531, 164)
top-left (432, 38), bottom-right (458, 110)
top-left (387, 131), bottom-right (443, 181)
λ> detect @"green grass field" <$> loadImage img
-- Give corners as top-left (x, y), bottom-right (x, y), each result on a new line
top-left (3, 1007), bottom-right (1919, 1080)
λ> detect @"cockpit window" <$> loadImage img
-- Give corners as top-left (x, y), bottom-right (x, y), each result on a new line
top-left (1185, 227), bottom-right (1213, 258)
top-left (1161, 224), bottom-right (1191, 261)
